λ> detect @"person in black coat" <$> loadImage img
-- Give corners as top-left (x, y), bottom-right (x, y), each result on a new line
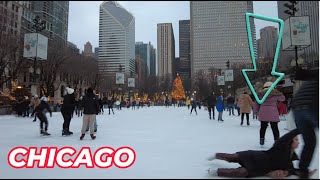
top-left (61, 87), bottom-right (75, 136)
top-left (31, 97), bottom-right (52, 135)
top-left (291, 79), bottom-right (319, 179)
top-left (107, 97), bottom-right (114, 115)
top-left (203, 93), bottom-right (217, 120)
top-left (207, 129), bottom-right (317, 178)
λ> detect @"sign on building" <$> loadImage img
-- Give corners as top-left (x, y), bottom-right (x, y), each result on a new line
top-left (217, 76), bottom-right (225, 86)
top-left (116, 73), bottom-right (125, 85)
top-left (23, 33), bottom-right (48, 60)
top-left (128, 78), bottom-right (135, 87)
top-left (224, 69), bottom-right (234, 81)
top-left (282, 16), bottom-right (311, 51)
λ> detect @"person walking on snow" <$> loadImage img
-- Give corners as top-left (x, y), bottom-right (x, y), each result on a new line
top-left (31, 97), bottom-right (52, 136)
top-left (216, 93), bottom-right (224, 121)
top-left (190, 98), bottom-right (198, 115)
top-left (61, 87), bottom-right (75, 136)
top-left (80, 87), bottom-right (99, 140)
top-left (253, 82), bottom-right (285, 146)
top-left (238, 91), bottom-right (254, 126)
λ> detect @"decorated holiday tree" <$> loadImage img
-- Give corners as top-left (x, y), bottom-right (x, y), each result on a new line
top-left (171, 74), bottom-right (186, 101)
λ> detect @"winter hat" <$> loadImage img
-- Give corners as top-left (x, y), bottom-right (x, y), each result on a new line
top-left (40, 96), bottom-right (48, 102)
top-left (66, 87), bottom-right (74, 94)
top-left (263, 82), bottom-right (273, 89)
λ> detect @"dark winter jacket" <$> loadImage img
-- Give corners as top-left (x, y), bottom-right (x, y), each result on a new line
top-left (61, 94), bottom-right (75, 112)
top-left (227, 96), bottom-right (235, 104)
top-left (236, 129), bottom-right (300, 178)
top-left (290, 81), bottom-right (318, 112)
top-left (191, 100), bottom-right (197, 107)
top-left (81, 93), bottom-right (99, 115)
top-left (107, 99), bottom-right (114, 108)
top-left (31, 101), bottom-right (52, 116)
top-left (204, 95), bottom-right (217, 106)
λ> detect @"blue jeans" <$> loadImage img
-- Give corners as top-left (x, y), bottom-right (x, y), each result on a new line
top-left (227, 104), bottom-right (234, 115)
top-left (86, 117), bottom-right (97, 131)
top-left (294, 108), bottom-right (318, 172)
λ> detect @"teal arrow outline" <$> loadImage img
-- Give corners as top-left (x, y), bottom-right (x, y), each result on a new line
top-left (242, 13), bottom-right (285, 105)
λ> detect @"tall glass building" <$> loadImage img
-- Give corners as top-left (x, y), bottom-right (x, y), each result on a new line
top-left (99, 1), bottom-right (135, 85)
top-left (31, 1), bottom-right (69, 44)
top-left (190, 1), bottom-right (256, 78)
top-left (179, 20), bottom-right (191, 91)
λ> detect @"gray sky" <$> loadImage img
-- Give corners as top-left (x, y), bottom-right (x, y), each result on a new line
top-left (68, 1), bottom-right (279, 56)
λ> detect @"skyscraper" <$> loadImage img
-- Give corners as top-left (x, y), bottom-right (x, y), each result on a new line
top-left (190, 1), bottom-right (256, 79)
top-left (157, 23), bottom-right (175, 78)
top-left (149, 43), bottom-right (156, 77)
top-left (179, 20), bottom-right (191, 90)
top-left (259, 26), bottom-right (278, 59)
top-left (0, 1), bottom-right (23, 37)
top-left (83, 41), bottom-right (94, 57)
top-left (99, 1), bottom-right (135, 85)
top-left (31, 1), bottom-right (69, 44)
top-left (135, 42), bottom-right (150, 78)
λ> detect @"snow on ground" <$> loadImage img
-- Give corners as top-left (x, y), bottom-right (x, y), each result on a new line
top-left (0, 106), bottom-right (318, 179)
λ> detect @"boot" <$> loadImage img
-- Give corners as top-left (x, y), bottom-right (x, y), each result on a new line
top-left (240, 120), bottom-right (243, 126)
top-left (80, 134), bottom-right (85, 140)
top-left (40, 129), bottom-right (45, 134)
top-left (62, 129), bottom-right (71, 136)
top-left (260, 138), bottom-right (265, 145)
top-left (43, 131), bottom-right (50, 136)
top-left (247, 120), bottom-right (250, 126)
top-left (90, 134), bottom-right (96, 140)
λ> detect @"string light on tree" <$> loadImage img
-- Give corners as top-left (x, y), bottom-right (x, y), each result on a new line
top-left (171, 73), bottom-right (186, 101)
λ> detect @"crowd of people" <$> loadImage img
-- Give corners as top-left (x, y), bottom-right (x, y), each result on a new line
top-left (6, 76), bottom-right (318, 178)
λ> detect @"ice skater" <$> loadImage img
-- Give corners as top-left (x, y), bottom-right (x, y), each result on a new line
top-left (207, 129), bottom-right (317, 178)
top-left (31, 97), bottom-right (52, 136)
top-left (190, 98), bottom-right (197, 115)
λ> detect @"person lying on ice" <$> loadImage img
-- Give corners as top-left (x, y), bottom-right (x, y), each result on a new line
top-left (207, 129), bottom-right (317, 178)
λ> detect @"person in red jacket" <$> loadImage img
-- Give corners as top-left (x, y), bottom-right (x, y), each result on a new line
top-left (278, 101), bottom-right (287, 121)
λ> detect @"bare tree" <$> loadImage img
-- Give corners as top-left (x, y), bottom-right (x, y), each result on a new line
top-left (0, 33), bottom-right (26, 91)
top-left (39, 40), bottom-right (71, 97)
top-left (192, 70), bottom-right (210, 99)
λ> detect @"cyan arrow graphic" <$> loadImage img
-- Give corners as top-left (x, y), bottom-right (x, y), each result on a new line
top-left (242, 13), bottom-right (285, 105)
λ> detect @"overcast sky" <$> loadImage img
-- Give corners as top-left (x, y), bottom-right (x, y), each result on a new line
top-left (68, 1), bottom-right (279, 56)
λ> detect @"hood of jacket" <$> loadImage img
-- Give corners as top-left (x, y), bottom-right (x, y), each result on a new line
top-left (258, 88), bottom-right (282, 97)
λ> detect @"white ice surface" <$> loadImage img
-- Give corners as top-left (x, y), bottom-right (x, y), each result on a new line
top-left (0, 106), bottom-right (318, 179)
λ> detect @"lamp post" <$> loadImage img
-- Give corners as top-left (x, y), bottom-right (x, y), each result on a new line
top-left (284, 1), bottom-right (299, 75)
top-left (30, 15), bottom-right (46, 95)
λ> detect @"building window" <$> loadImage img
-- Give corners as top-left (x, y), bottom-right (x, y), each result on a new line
top-left (12, 4), bottom-right (14, 10)
top-left (15, 6), bottom-right (18, 12)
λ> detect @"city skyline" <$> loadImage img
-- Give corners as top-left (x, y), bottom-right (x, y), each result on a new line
top-left (68, 1), bottom-right (278, 56)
